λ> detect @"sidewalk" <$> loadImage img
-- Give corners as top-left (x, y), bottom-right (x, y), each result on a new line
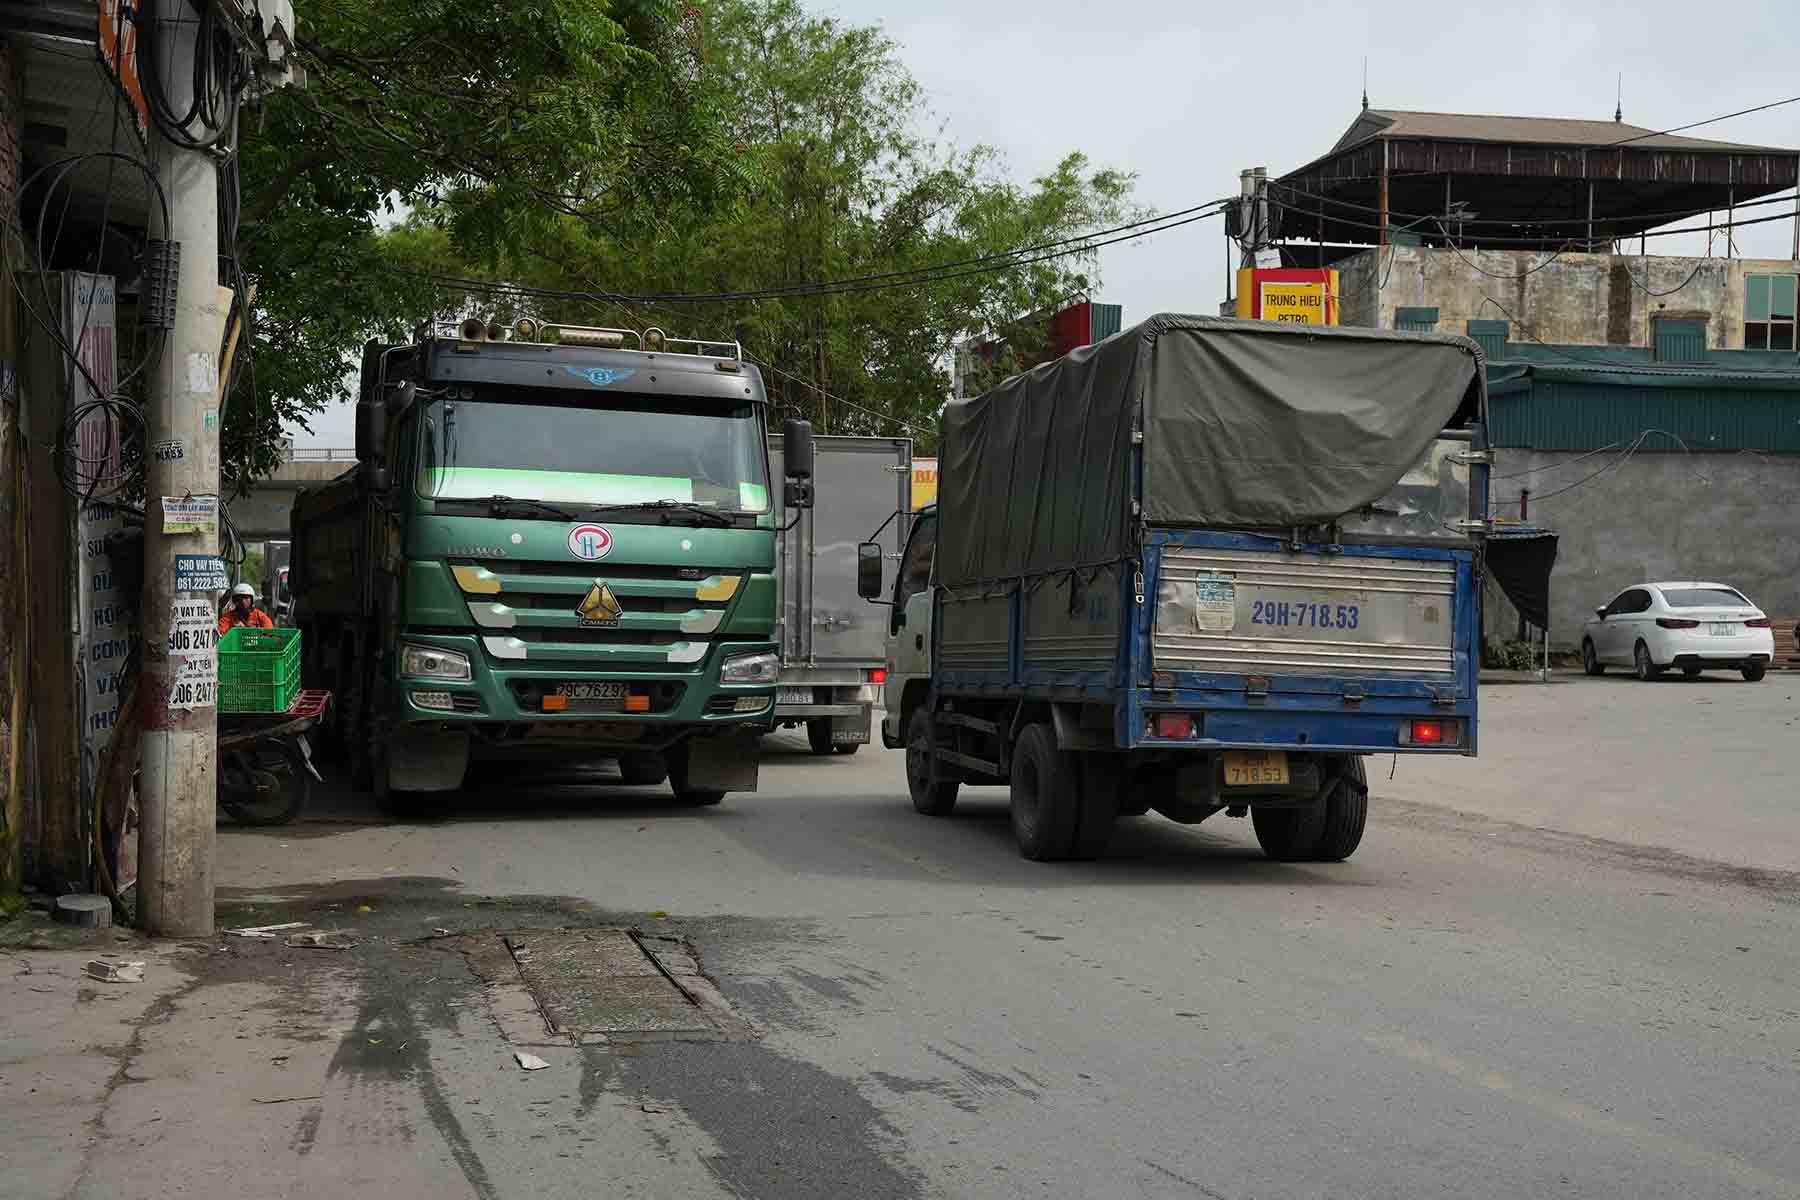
top-left (0, 892), bottom-right (733, 1200)
top-left (0, 914), bottom-right (193, 1198)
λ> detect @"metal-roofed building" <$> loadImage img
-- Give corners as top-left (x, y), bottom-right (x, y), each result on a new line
top-left (1276, 108), bottom-right (1798, 254)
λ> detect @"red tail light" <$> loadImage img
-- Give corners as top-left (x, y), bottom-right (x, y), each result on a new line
top-left (1746, 617), bottom-right (1771, 628)
top-left (1153, 713), bottom-right (1196, 739)
top-left (1656, 618), bottom-right (1700, 629)
top-left (867, 668), bottom-right (888, 684)
top-left (1410, 719), bottom-right (1446, 745)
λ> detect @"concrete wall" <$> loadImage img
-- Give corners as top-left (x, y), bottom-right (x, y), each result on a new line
top-left (1484, 449), bottom-right (1800, 648)
top-left (1342, 245), bottom-right (1797, 349)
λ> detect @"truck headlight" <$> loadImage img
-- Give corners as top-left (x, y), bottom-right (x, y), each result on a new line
top-left (720, 651), bottom-right (779, 685)
top-left (401, 643), bottom-right (472, 681)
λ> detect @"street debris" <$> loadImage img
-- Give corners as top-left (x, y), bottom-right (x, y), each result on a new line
top-left (225, 922), bottom-right (309, 939)
top-left (514, 1051), bottom-right (549, 1071)
top-left (641, 1103), bottom-right (670, 1114)
top-left (251, 1095), bottom-right (322, 1106)
top-left (286, 930), bottom-right (359, 950)
top-left (84, 956), bottom-right (145, 983)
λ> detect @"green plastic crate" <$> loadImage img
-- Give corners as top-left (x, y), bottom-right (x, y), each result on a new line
top-left (218, 626), bottom-right (303, 713)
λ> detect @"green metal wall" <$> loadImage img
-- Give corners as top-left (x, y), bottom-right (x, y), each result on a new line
top-left (1489, 379), bottom-right (1800, 452)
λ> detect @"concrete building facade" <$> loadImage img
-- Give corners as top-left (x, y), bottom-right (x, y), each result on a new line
top-left (1339, 247), bottom-right (1799, 357)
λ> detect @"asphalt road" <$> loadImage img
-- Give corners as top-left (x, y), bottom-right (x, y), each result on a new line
top-left (38, 677), bottom-right (1800, 1199)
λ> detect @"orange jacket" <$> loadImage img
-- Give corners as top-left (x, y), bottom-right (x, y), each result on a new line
top-left (218, 607), bottom-right (274, 635)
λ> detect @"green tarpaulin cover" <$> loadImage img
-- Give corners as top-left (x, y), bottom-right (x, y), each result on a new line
top-left (938, 314), bottom-right (1485, 588)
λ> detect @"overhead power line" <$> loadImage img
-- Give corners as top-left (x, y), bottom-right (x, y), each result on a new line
top-left (389, 201), bottom-right (1229, 307)
top-left (1607, 94), bottom-right (1800, 147)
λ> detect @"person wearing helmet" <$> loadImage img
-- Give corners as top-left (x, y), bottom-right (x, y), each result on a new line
top-left (219, 582), bottom-right (274, 635)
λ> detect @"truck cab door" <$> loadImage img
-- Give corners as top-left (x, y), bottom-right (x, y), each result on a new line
top-left (882, 511), bottom-right (938, 743)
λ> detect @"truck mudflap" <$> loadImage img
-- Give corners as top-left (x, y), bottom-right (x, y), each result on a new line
top-left (676, 735), bottom-right (761, 793)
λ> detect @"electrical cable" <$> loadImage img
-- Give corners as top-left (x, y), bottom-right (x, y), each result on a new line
top-left (391, 204), bottom-right (1228, 307)
top-left (1267, 187), bottom-right (1796, 249)
top-left (1271, 178), bottom-right (1798, 233)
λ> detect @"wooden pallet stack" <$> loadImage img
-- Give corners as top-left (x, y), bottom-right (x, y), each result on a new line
top-left (1772, 616), bottom-right (1800, 672)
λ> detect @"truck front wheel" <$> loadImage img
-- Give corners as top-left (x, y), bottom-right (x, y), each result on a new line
top-left (667, 745), bottom-right (725, 807)
top-left (906, 709), bottom-right (959, 816)
top-left (616, 752), bottom-right (669, 787)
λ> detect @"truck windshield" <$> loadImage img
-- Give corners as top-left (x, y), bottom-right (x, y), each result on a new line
top-left (1338, 437), bottom-right (1471, 542)
top-left (416, 395), bottom-right (770, 513)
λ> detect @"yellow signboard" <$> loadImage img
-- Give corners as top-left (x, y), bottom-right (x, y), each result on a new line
top-left (912, 459), bottom-right (938, 510)
top-left (1260, 283), bottom-right (1329, 325)
top-left (1233, 268), bottom-right (1339, 326)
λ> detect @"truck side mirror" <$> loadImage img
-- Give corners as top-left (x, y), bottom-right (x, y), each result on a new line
top-left (355, 399), bottom-right (387, 462)
top-left (856, 542), bottom-right (884, 601)
top-left (783, 418), bottom-right (815, 480)
top-left (360, 464), bottom-right (391, 493)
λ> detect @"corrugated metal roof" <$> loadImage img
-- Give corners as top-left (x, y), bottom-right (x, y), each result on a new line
top-left (1333, 109), bottom-right (1795, 156)
top-left (1488, 366), bottom-right (1800, 453)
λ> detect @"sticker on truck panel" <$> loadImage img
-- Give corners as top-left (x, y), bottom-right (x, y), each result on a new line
top-left (567, 524), bottom-right (613, 561)
top-left (565, 366), bottom-right (637, 387)
top-left (1193, 577), bottom-right (1237, 632)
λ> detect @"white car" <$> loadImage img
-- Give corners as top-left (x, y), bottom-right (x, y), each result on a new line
top-left (1581, 581), bottom-right (1776, 682)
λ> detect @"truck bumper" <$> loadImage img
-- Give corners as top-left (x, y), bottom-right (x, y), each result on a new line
top-left (391, 633), bottom-right (778, 752)
top-left (1126, 688), bottom-right (1477, 756)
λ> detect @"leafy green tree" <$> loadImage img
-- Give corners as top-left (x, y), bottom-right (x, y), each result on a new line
top-left (223, 0), bottom-right (736, 491)
top-left (391, 0), bottom-right (1142, 448)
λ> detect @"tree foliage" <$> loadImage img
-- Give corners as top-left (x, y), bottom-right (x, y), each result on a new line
top-left (383, 0), bottom-right (1142, 447)
top-left (225, 0), bottom-right (737, 490)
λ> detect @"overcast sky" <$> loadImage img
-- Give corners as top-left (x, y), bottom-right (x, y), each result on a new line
top-left (289, 0), bottom-right (1799, 447)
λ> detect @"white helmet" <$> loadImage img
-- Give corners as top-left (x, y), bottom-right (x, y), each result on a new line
top-left (231, 582), bottom-right (256, 599)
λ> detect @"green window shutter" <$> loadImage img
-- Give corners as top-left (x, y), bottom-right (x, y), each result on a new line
top-left (1773, 276), bottom-right (1797, 321)
top-left (1467, 319), bottom-right (1508, 360)
top-left (1396, 306), bottom-right (1439, 332)
top-left (1653, 319), bottom-right (1706, 362)
top-left (1746, 274), bottom-right (1771, 321)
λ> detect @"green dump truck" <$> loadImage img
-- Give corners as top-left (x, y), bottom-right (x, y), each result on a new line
top-left (289, 318), bottom-right (816, 808)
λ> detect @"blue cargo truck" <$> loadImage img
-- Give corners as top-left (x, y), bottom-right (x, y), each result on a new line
top-left (857, 315), bottom-right (1490, 862)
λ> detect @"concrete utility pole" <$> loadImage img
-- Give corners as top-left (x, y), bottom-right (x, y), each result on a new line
top-left (138, 6), bottom-right (233, 936)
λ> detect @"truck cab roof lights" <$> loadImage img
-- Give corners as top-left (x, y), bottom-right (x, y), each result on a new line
top-left (433, 317), bottom-right (745, 362)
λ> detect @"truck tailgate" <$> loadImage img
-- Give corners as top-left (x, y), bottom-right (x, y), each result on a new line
top-left (1153, 544), bottom-right (1459, 683)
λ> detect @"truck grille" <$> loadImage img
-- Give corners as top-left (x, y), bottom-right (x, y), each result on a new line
top-left (447, 559), bottom-right (743, 667)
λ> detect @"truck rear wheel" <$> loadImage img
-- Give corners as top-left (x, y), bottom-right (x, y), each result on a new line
top-left (906, 709), bottom-right (959, 816)
top-left (1251, 797), bottom-right (1327, 862)
top-left (1010, 723), bottom-right (1079, 861)
top-left (1312, 756), bottom-right (1368, 862)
